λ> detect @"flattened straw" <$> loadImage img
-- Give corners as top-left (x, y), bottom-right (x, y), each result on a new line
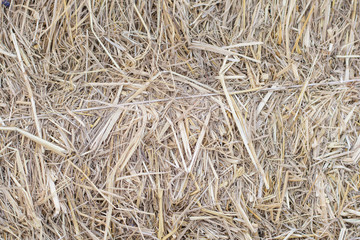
top-left (0, 46), bottom-right (16, 58)
top-left (47, 171), bottom-right (61, 217)
top-left (190, 41), bottom-right (261, 63)
top-left (0, 117), bottom-right (5, 126)
top-left (352, 136), bottom-right (360, 163)
top-left (87, 0), bottom-right (124, 74)
top-left (230, 192), bottom-right (256, 233)
top-left (291, 4), bottom-right (315, 54)
top-left (336, 55), bottom-right (360, 58)
top-left (275, 171), bottom-right (290, 223)
top-left (222, 41), bottom-right (263, 49)
top-left (133, 4), bottom-right (152, 60)
top-left (187, 110), bottom-right (212, 172)
top-left (103, 114), bottom-right (146, 239)
top-left (11, 32), bottom-right (42, 138)
top-left (0, 127), bottom-right (67, 156)
top-left (157, 189), bottom-right (164, 239)
top-left (293, 54), bottom-right (319, 115)
top-left (166, 116), bottom-right (187, 170)
top-left (218, 70), bottom-right (269, 189)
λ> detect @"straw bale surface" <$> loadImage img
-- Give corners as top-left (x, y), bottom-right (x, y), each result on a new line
top-left (0, 0), bottom-right (359, 239)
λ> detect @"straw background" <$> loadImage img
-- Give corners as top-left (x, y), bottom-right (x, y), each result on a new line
top-left (0, 0), bottom-right (359, 239)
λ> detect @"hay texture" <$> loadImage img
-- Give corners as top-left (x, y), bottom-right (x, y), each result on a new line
top-left (0, 0), bottom-right (360, 239)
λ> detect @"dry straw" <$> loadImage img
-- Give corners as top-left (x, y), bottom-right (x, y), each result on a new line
top-left (0, 0), bottom-right (359, 239)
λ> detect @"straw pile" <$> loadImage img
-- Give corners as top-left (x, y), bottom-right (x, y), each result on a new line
top-left (0, 0), bottom-right (359, 239)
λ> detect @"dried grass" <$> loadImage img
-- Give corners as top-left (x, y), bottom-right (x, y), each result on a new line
top-left (0, 0), bottom-right (359, 239)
